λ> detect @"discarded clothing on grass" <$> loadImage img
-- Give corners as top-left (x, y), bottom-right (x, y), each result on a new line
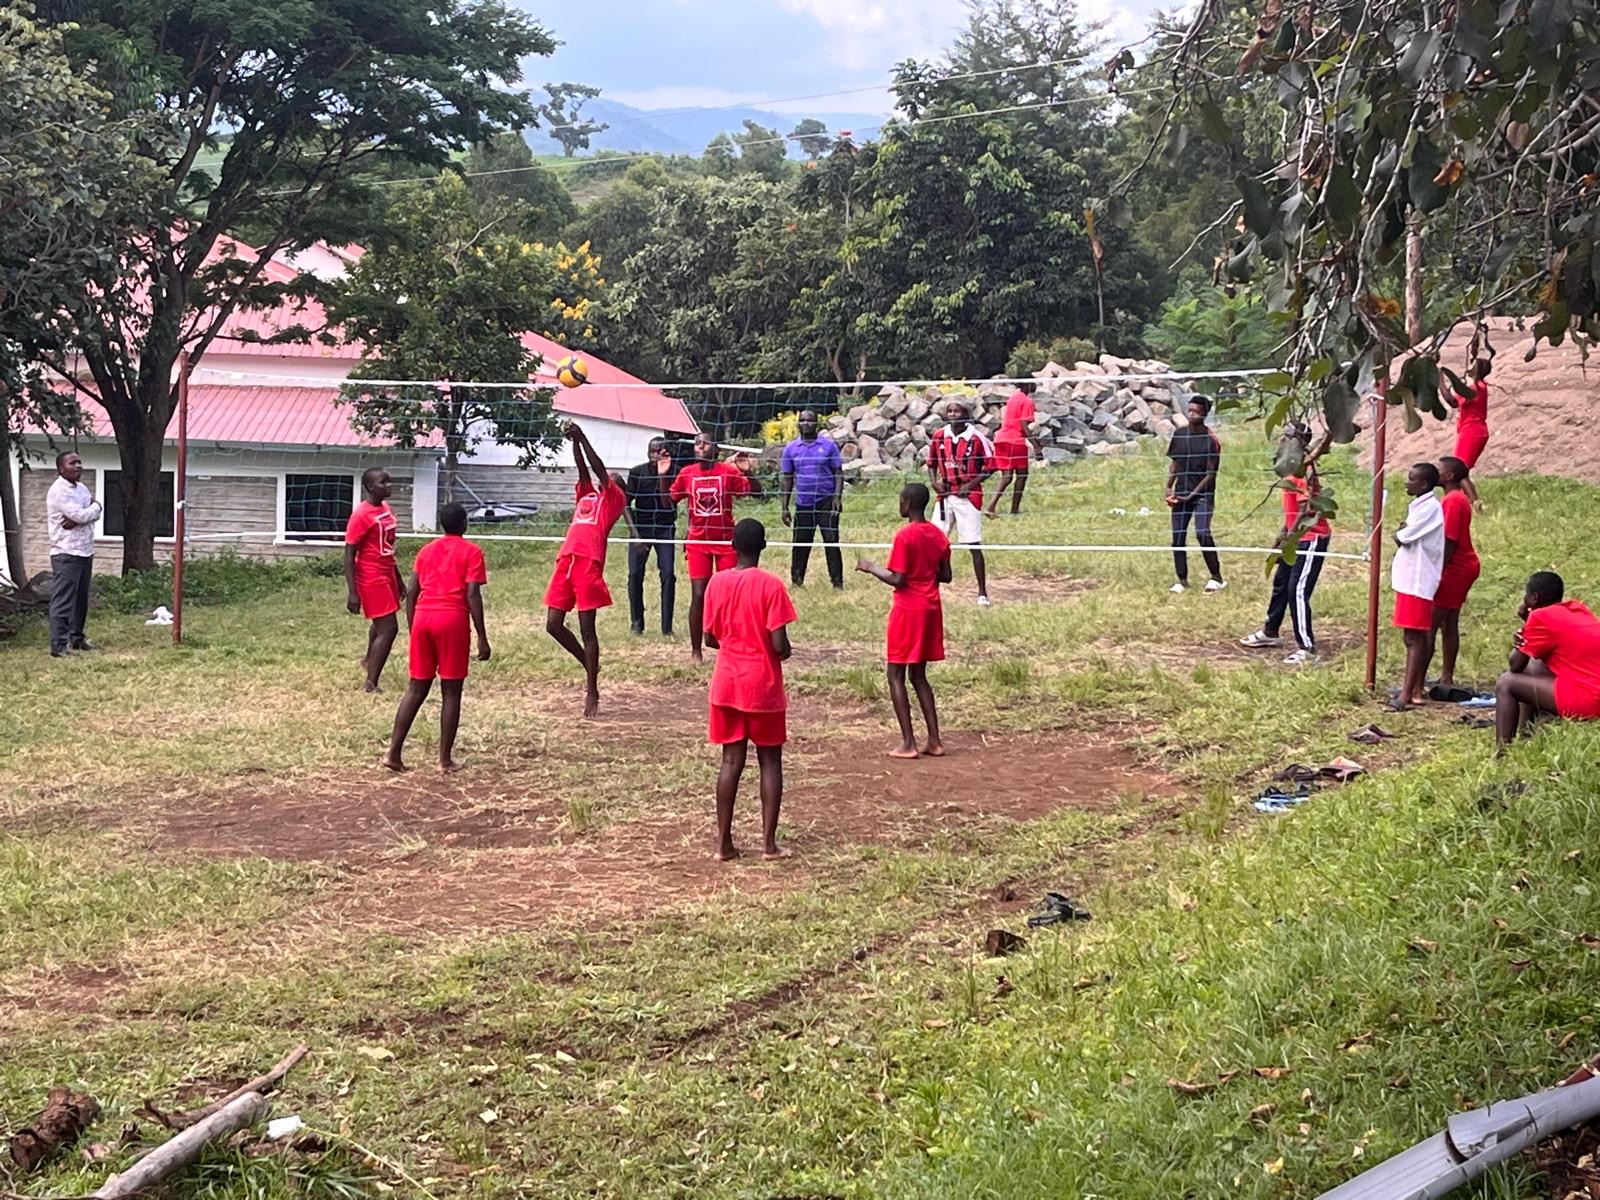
top-left (1025, 892), bottom-right (1092, 927)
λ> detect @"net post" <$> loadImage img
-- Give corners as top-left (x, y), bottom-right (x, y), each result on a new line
top-left (173, 351), bottom-right (189, 647)
top-left (1364, 386), bottom-right (1388, 692)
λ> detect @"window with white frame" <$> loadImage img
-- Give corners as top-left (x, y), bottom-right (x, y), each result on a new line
top-left (283, 473), bottom-right (356, 538)
top-left (101, 470), bottom-right (176, 539)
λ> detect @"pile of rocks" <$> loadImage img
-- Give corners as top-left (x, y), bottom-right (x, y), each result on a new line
top-left (817, 355), bottom-right (1197, 480)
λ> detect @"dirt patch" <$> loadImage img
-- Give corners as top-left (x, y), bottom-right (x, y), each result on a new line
top-left (2, 964), bottom-right (127, 1014)
top-left (1535, 1116), bottom-right (1600, 1198)
top-left (1089, 628), bottom-right (1363, 671)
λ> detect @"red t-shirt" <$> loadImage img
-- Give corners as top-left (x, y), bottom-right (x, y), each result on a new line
top-left (345, 501), bottom-right (397, 589)
top-left (1282, 476), bottom-right (1331, 539)
top-left (996, 391), bottom-right (1036, 445)
top-left (559, 479), bottom-right (627, 563)
top-left (1456, 379), bottom-right (1488, 430)
top-left (703, 567), bottom-right (797, 713)
top-left (887, 520), bottom-right (950, 612)
top-left (671, 462), bottom-right (754, 544)
top-left (926, 426), bottom-right (992, 506)
top-left (1441, 489), bottom-right (1478, 573)
top-left (1521, 600), bottom-right (1600, 695)
top-left (413, 534), bottom-right (487, 615)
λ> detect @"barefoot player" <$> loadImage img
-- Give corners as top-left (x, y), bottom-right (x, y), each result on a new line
top-left (383, 502), bottom-right (489, 773)
top-left (702, 518), bottom-right (797, 862)
top-left (666, 434), bottom-right (763, 663)
top-left (545, 422), bottom-right (630, 718)
top-left (1495, 571), bottom-right (1600, 750)
top-left (857, 482), bottom-right (951, 758)
top-left (345, 467), bottom-right (406, 692)
top-left (1431, 455), bottom-right (1481, 692)
top-left (1391, 462), bottom-right (1445, 710)
top-left (986, 386), bottom-right (1044, 516)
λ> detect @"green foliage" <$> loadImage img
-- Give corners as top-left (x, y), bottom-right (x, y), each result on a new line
top-left (789, 118), bottom-right (833, 160)
top-left (1005, 335), bottom-right (1099, 377)
top-left (94, 550), bottom-right (338, 614)
top-left (464, 133), bottom-right (578, 238)
top-left (538, 82), bottom-right (608, 158)
top-left (1145, 279), bottom-right (1280, 372)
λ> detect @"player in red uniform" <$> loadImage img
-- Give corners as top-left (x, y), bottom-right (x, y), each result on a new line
top-left (1494, 571), bottom-right (1600, 751)
top-left (1430, 455), bottom-right (1481, 693)
top-left (345, 467), bottom-right (406, 693)
top-left (382, 502), bottom-right (489, 772)
top-left (665, 434), bottom-right (764, 663)
top-left (703, 519), bottom-right (797, 862)
top-left (857, 482), bottom-right (952, 758)
top-left (986, 386), bottom-right (1044, 516)
top-left (1445, 357), bottom-right (1490, 510)
top-left (926, 402), bottom-right (994, 605)
top-left (545, 422), bottom-right (632, 718)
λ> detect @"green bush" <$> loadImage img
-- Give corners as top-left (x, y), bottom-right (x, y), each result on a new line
top-left (1005, 335), bottom-right (1099, 377)
top-left (94, 550), bottom-right (338, 614)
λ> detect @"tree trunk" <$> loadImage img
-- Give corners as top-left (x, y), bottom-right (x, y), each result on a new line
top-left (1404, 208), bottom-right (1424, 347)
top-left (0, 446), bottom-right (25, 588)
top-left (112, 396), bottom-right (172, 574)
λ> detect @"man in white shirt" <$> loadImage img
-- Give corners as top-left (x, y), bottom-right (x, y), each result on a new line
top-left (45, 451), bottom-right (103, 657)
top-left (1390, 461), bottom-right (1445, 709)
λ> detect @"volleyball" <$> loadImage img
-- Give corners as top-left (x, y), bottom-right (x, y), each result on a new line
top-left (555, 354), bottom-right (588, 388)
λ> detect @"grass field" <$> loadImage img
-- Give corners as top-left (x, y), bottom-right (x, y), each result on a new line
top-left (3, 446), bottom-right (1598, 1199)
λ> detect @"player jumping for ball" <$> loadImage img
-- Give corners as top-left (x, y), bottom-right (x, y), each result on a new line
top-left (545, 422), bottom-right (632, 718)
top-left (382, 502), bottom-right (490, 773)
top-left (664, 433), bottom-right (764, 663)
top-left (703, 519), bottom-right (797, 862)
top-left (345, 467), bottom-right (407, 693)
top-left (858, 482), bottom-right (951, 758)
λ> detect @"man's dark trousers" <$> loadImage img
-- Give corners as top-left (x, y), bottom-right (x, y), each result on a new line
top-left (791, 500), bottom-right (843, 588)
top-left (49, 553), bottom-right (93, 653)
top-left (627, 526), bottom-right (676, 634)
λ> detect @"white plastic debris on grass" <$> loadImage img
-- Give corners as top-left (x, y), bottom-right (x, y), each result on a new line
top-left (146, 605), bottom-right (173, 626)
top-left (267, 1115), bottom-right (305, 1140)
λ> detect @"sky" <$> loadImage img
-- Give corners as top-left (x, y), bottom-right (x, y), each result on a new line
top-left (530, 0), bottom-right (1170, 117)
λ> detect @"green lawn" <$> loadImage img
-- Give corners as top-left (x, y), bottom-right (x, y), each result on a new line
top-left (3, 447), bottom-right (1596, 1199)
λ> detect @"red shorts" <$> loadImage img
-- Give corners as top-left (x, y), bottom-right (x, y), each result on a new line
top-left (991, 439), bottom-right (1030, 471)
top-left (544, 553), bottom-right (612, 613)
top-left (1555, 677), bottom-right (1600, 720)
top-left (409, 610), bottom-right (471, 681)
top-left (1433, 561), bottom-right (1481, 611)
top-left (887, 604), bottom-right (945, 665)
top-left (357, 577), bottom-right (401, 621)
top-left (709, 704), bottom-right (786, 747)
top-left (686, 543), bottom-right (736, 581)
top-left (1392, 592), bottom-right (1434, 631)
top-left (1454, 425), bottom-right (1489, 469)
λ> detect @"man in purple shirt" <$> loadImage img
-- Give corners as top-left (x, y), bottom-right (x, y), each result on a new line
top-left (780, 409), bottom-right (845, 590)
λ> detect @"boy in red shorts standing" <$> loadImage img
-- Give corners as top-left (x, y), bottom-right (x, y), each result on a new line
top-left (545, 422), bottom-right (632, 717)
top-left (1390, 462), bottom-right (1445, 710)
top-left (703, 519), bottom-right (797, 862)
top-left (1495, 571), bottom-right (1600, 750)
top-left (1430, 455), bottom-right (1481, 693)
top-left (666, 434), bottom-right (764, 663)
top-left (857, 482), bottom-right (951, 758)
top-left (345, 467), bottom-right (407, 693)
top-left (382, 502), bottom-right (489, 773)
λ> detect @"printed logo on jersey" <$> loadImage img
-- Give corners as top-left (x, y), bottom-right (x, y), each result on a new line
top-left (691, 475), bottom-right (725, 518)
top-left (375, 508), bottom-right (397, 557)
top-left (572, 492), bottom-right (602, 526)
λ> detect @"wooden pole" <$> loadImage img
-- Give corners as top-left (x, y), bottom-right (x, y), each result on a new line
top-left (173, 352), bottom-right (188, 646)
top-left (1364, 387), bottom-right (1388, 692)
top-left (92, 1091), bottom-right (269, 1198)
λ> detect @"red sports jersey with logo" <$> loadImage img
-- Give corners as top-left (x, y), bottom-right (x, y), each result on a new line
top-left (671, 462), bottom-right (754, 545)
top-left (345, 500), bottom-right (400, 619)
top-left (558, 479), bottom-right (627, 563)
top-left (926, 427), bottom-right (992, 506)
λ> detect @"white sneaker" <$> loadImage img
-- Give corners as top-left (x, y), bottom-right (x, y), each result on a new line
top-left (1204, 578), bottom-right (1227, 593)
top-left (1240, 630), bottom-right (1282, 648)
top-left (977, 594), bottom-right (993, 607)
top-left (1283, 648), bottom-right (1319, 665)
top-left (1170, 582), bottom-right (1188, 594)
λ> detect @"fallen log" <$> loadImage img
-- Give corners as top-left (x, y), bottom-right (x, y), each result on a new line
top-left (8, 1088), bottom-right (101, 1173)
top-left (91, 1092), bottom-right (269, 1200)
top-left (141, 1043), bottom-right (308, 1131)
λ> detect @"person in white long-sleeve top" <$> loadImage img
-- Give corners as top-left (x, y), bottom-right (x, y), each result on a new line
top-left (45, 451), bottom-right (103, 657)
top-left (1390, 461), bottom-right (1445, 710)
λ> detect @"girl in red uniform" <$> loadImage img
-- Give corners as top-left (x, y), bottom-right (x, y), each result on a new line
top-left (1430, 455), bottom-right (1481, 692)
top-left (986, 387), bottom-right (1043, 516)
top-left (1495, 571), bottom-right (1600, 750)
top-left (344, 467), bottom-right (407, 692)
top-left (1446, 358), bottom-right (1491, 510)
top-left (858, 483), bottom-right (952, 758)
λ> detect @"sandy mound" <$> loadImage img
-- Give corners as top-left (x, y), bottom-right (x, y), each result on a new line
top-left (1359, 317), bottom-right (1599, 479)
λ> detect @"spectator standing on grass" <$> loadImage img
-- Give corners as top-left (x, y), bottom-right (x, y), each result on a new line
top-left (382, 502), bottom-right (489, 773)
top-left (345, 467), bottom-right (407, 693)
top-left (780, 409), bottom-right (845, 590)
top-left (1430, 455), bottom-right (1481, 694)
top-left (1390, 462), bottom-right (1445, 711)
top-left (926, 401), bottom-right (994, 607)
top-left (1494, 571), bottom-right (1600, 750)
top-left (703, 519), bottom-right (796, 862)
top-left (626, 437), bottom-right (678, 637)
top-left (857, 482), bottom-right (950, 759)
top-left (1240, 423), bottom-right (1330, 664)
top-left (45, 451), bottom-right (102, 658)
top-left (1165, 396), bottom-right (1226, 594)
top-left (986, 386), bottom-right (1045, 517)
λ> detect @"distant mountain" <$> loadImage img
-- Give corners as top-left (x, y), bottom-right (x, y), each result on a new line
top-left (526, 97), bottom-right (888, 159)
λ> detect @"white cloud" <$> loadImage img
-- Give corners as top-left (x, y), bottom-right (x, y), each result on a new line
top-left (778, 0), bottom-right (968, 69)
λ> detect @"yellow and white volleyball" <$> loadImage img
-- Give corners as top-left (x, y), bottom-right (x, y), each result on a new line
top-left (555, 355), bottom-right (589, 388)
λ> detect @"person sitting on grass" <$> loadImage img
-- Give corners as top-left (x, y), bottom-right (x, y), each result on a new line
top-left (1240, 422), bottom-right (1331, 665)
top-left (545, 422), bottom-right (632, 718)
top-left (703, 518), bottom-right (797, 862)
top-left (1390, 462), bottom-right (1445, 711)
top-left (1430, 455), bottom-right (1482, 695)
top-left (1495, 571), bottom-right (1600, 752)
top-left (382, 502), bottom-right (489, 773)
top-left (345, 466), bottom-right (407, 693)
top-left (857, 482), bottom-right (951, 759)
